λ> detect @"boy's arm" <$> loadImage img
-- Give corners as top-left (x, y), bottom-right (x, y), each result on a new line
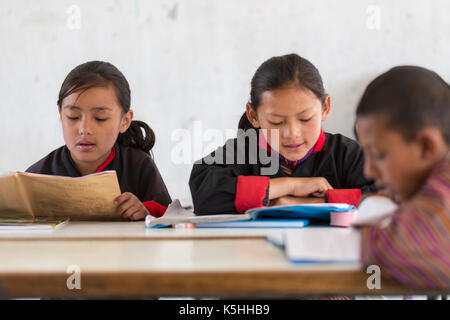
top-left (360, 196), bottom-right (450, 289)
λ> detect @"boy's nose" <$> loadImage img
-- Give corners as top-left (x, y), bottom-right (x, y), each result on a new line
top-left (363, 156), bottom-right (378, 180)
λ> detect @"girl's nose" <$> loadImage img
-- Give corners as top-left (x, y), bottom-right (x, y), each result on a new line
top-left (78, 118), bottom-right (93, 136)
top-left (282, 122), bottom-right (301, 139)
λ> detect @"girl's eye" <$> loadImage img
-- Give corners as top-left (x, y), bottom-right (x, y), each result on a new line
top-left (300, 117), bottom-right (313, 123)
top-left (96, 118), bottom-right (108, 122)
top-left (269, 121), bottom-right (282, 126)
top-left (67, 116), bottom-right (79, 120)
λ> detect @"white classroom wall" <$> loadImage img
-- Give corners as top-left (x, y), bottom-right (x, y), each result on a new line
top-left (1, 0), bottom-right (449, 205)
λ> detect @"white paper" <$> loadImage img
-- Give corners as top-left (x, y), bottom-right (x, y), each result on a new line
top-left (145, 199), bottom-right (251, 227)
top-left (283, 228), bottom-right (361, 262)
top-left (351, 196), bottom-right (398, 227)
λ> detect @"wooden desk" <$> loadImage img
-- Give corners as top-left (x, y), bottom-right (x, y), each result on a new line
top-left (0, 222), bottom-right (443, 298)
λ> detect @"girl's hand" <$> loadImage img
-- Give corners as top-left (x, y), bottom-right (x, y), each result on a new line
top-left (270, 195), bottom-right (326, 206)
top-left (114, 192), bottom-right (149, 221)
top-left (269, 177), bottom-right (333, 200)
top-left (290, 177), bottom-right (333, 197)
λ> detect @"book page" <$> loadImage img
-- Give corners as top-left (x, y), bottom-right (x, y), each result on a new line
top-left (283, 228), bottom-right (361, 263)
top-left (0, 173), bottom-right (33, 219)
top-left (146, 199), bottom-right (251, 227)
top-left (18, 171), bottom-right (125, 221)
top-left (351, 195), bottom-right (398, 227)
top-left (0, 218), bottom-right (68, 230)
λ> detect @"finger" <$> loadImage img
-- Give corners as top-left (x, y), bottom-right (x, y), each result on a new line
top-left (114, 192), bottom-right (132, 206)
top-left (129, 210), bottom-right (148, 221)
top-left (121, 204), bottom-right (141, 219)
top-left (117, 198), bottom-right (138, 215)
top-left (316, 181), bottom-right (331, 194)
top-left (321, 178), bottom-right (333, 190)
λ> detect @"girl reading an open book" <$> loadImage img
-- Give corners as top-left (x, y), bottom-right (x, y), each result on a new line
top-left (189, 54), bottom-right (376, 215)
top-left (26, 61), bottom-right (171, 220)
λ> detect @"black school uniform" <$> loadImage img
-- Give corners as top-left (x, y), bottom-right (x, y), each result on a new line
top-left (26, 142), bottom-right (171, 217)
top-left (189, 129), bottom-right (376, 215)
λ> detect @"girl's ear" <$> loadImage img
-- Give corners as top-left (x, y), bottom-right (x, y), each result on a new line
top-left (321, 95), bottom-right (331, 122)
top-left (120, 110), bottom-right (133, 133)
top-left (246, 103), bottom-right (260, 128)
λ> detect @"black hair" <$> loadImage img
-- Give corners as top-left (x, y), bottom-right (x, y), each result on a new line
top-left (239, 53), bottom-right (327, 131)
top-left (57, 61), bottom-right (155, 153)
top-left (356, 66), bottom-right (450, 144)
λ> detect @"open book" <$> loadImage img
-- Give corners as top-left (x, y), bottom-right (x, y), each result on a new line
top-left (351, 195), bottom-right (398, 227)
top-left (145, 199), bottom-right (250, 228)
top-left (0, 219), bottom-right (69, 230)
top-left (0, 171), bottom-right (124, 221)
top-left (267, 228), bottom-right (361, 263)
top-left (264, 196), bottom-right (399, 264)
top-left (145, 200), bottom-right (355, 228)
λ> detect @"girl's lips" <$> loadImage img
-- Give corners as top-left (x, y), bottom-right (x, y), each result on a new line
top-left (77, 144), bottom-right (96, 152)
top-left (283, 143), bottom-right (304, 151)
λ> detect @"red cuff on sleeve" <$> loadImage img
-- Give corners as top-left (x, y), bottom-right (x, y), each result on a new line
top-left (234, 176), bottom-right (270, 214)
top-left (326, 189), bottom-right (362, 207)
top-left (143, 201), bottom-right (167, 218)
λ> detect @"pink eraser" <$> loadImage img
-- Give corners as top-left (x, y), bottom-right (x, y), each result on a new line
top-left (330, 210), bottom-right (357, 227)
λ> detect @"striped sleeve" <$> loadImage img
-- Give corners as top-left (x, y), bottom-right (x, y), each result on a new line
top-left (360, 162), bottom-right (450, 289)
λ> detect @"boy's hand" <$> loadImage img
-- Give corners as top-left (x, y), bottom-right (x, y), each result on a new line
top-left (114, 192), bottom-right (149, 221)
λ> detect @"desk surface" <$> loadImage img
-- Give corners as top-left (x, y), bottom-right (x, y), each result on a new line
top-left (0, 221), bottom-right (281, 241)
top-left (0, 222), bottom-right (440, 298)
top-left (0, 221), bottom-right (275, 240)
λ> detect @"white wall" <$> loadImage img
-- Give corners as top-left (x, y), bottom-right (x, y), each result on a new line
top-left (1, 0), bottom-right (449, 205)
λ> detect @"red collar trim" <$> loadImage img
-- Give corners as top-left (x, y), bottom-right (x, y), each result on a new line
top-left (96, 146), bottom-right (116, 173)
top-left (311, 129), bottom-right (326, 155)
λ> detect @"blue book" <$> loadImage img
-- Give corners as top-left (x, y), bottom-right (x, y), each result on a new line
top-left (195, 219), bottom-right (310, 229)
top-left (146, 200), bottom-right (355, 229)
top-left (246, 203), bottom-right (356, 221)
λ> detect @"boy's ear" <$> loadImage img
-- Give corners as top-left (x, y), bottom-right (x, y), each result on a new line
top-left (120, 110), bottom-right (134, 133)
top-left (321, 95), bottom-right (331, 122)
top-left (417, 127), bottom-right (447, 162)
top-left (246, 103), bottom-right (260, 128)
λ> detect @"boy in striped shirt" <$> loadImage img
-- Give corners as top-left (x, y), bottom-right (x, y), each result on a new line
top-left (355, 66), bottom-right (449, 290)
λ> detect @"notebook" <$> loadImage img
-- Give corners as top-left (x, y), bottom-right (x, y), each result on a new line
top-left (267, 228), bottom-right (361, 263)
top-left (195, 219), bottom-right (310, 228)
top-left (246, 203), bottom-right (356, 221)
top-left (145, 199), bottom-right (252, 228)
top-left (147, 200), bottom-right (354, 228)
top-left (0, 219), bottom-right (69, 230)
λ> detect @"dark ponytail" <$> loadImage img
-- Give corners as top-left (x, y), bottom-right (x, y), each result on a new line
top-left (239, 53), bottom-right (326, 131)
top-left (57, 60), bottom-right (156, 153)
top-left (238, 112), bottom-right (255, 131)
top-left (117, 120), bottom-right (155, 153)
